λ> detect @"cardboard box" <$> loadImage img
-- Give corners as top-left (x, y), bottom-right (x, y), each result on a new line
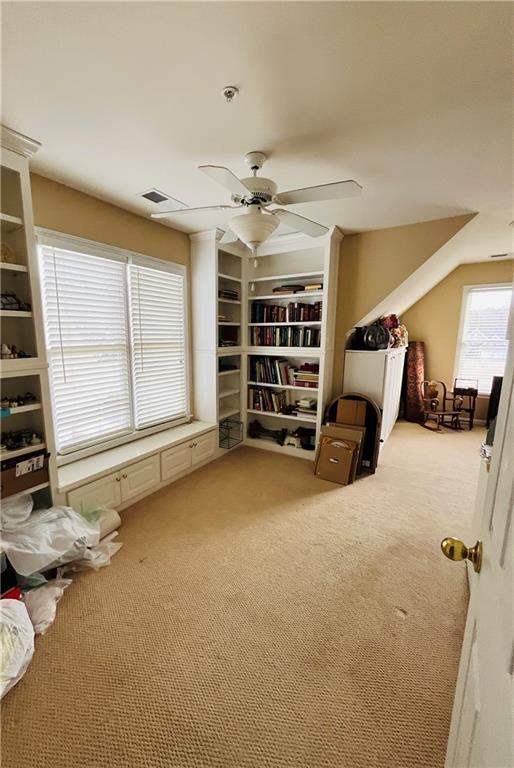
top-left (0, 451), bottom-right (49, 497)
top-left (336, 399), bottom-right (366, 426)
top-left (324, 423), bottom-right (366, 479)
top-left (314, 435), bottom-right (357, 485)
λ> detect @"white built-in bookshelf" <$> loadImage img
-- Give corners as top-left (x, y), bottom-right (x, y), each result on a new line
top-left (0, 126), bottom-right (55, 503)
top-left (191, 227), bottom-right (341, 460)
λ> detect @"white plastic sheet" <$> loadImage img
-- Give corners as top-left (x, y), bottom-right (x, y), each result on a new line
top-left (1, 493), bottom-right (33, 530)
top-left (1, 506), bottom-right (100, 576)
top-left (0, 600), bottom-right (35, 698)
top-left (23, 579), bottom-right (72, 635)
top-left (61, 532), bottom-right (122, 573)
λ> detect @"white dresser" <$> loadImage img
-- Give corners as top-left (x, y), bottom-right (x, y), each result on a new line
top-left (343, 348), bottom-right (407, 444)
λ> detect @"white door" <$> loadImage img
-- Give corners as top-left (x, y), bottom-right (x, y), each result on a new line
top-left (444, 321), bottom-right (513, 767)
top-left (120, 455), bottom-right (160, 503)
top-left (67, 471), bottom-right (122, 513)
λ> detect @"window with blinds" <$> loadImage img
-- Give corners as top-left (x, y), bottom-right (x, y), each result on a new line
top-left (39, 233), bottom-right (189, 456)
top-left (455, 284), bottom-right (512, 395)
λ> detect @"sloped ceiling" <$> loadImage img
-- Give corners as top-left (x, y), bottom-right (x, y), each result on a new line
top-left (1, 1), bottom-right (512, 235)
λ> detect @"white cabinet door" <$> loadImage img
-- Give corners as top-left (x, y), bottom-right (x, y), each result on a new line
top-left (120, 454), bottom-right (160, 503)
top-left (68, 472), bottom-right (121, 513)
top-left (191, 430), bottom-right (216, 466)
top-left (161, 441), bottom-right (192, 482)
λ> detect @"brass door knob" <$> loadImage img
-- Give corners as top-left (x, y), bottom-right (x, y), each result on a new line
top-left (441, 537), bottom-right (482, 573)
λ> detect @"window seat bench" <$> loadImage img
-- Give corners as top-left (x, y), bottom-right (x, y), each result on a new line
top-left (57, 420), bottom-right (217, 512)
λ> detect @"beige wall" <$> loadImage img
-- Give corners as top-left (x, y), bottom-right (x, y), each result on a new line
top-left (332, 213), bottom-right (474, 394)
top-left (30, 174), bottom-right (189, 267)
top-left (402, 260), bottom-right (513, 420)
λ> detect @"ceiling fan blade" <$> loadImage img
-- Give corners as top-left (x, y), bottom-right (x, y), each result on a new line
top-left (275, 180), bottom-right (362, 206)
top-left (220, 227), bottom-right (238, 244)
top-left (199, 165), bottom-right (252, 198)
top-left (151, 205), bottom-right (241, 219)
top-left (273, 208), bottom-right (329, 238)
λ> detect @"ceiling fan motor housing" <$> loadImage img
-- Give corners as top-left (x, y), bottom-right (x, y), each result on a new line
top-left (232, 176), bottom-right (277, 206)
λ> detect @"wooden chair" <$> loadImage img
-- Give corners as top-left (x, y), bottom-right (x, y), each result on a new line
top-left (420, 380), bottom-right (463, 431)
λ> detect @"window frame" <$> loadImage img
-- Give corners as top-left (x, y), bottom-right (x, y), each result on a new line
top-left (37, 228), bottom-right (191, 466)
top-left (453, 282), bottom-right (512, 397)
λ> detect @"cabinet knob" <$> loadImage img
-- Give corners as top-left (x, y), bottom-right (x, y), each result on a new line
top-left (122, 473), bottom-right (128, 479)
top-left (115, 476), bottom-right (121, 482)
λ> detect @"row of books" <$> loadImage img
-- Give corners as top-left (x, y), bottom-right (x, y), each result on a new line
top-left (250, 326), bottom-right (321, 348)
top-left (250, 301), bottom-right (322, 324)
top-left (249, 358), bottom-right (320, 388)
top-left (248, 387), bottom-right (318, 420)
top-left (249, 357), bottom-right (297, 386)
top-left (248, 387), bottom-right (288, 414)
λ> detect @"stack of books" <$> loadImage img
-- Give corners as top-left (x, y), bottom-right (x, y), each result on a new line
top-left (293, 363), bottom-right (319, 389)
top-left (271, 282), bottom-right (323, 295)
top-left (218, 288), bottom-right (239, 301)
top-left (250, 326), bottom-right (321, 347)
top-left (292, 396), bottom-right (317, 420)
top-left (304, 282), bottom-right (323, 291)
top-left (251, 301), bottom-right (322, 323)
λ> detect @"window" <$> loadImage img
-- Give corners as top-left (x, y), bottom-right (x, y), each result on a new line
top-left (454, 284), bottom-right (512, 395)
top-left (39, 231), bottom-right (188, 456)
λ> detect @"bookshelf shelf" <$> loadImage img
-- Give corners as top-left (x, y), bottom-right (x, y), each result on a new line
top-left (0, 262), bottom-right (28, 274)
top-left (249, 271), bottom-right (323, 283)
top-left (219, 388), bottom-right (240, 399)
top-left (248, 291), bottom-right (323, 301)
top-left (3, 482), bottom-right (50, 500)
top-left (247, 409), bottom-right (316, 424)
top-left (0, 310), bottom-right (33, 318)
top-left (219, 321), bottom-right (240, 327)
top-left (219, 406), bottom-right (241, 421)
top-left (218, 369), bottom-right (240, 377)
top-left (245, 437), bottom-right (315, 461)
top-left (247, 346), bottom-right (321, 357)
top-left (218, 298), bottom-right (241, 305)
top-left (0, 442), bottom-right (46, 460)
top-left (218, 346), bottom-right (242, 356)
top-left (218, 272), bottom-right (241, 283)
top-left (248, 321), bottom-right (321, 327)
top-left (1, 402), bottom-right (41, 416)
top-left (0, 212), bottom-right (24, 233)
top-left (247, 381), bottom-right (318, 392)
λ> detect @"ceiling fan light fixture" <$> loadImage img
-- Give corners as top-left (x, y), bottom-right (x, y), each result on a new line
top-left (228, 208), bottom-right (279, 251)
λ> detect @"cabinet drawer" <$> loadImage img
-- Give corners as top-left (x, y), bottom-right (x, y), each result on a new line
top-left (68, 472), bottom-right (121, 513)
top-left (120, 454), bottom-right (160, 502)
top-left (161, 442), bottom-right (192, 482)
top-left (191, 430), bottom-right (216, 466)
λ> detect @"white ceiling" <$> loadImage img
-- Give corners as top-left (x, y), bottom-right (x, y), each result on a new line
top-left (1, 2), bottom-right (512, 235)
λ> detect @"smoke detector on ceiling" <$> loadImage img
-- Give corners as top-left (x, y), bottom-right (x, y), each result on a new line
top-left (139, 189), bottom-right (185, 209)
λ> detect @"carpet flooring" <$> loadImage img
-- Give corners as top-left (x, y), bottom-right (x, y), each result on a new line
top-left (1, 422), bottom-right (483, 768)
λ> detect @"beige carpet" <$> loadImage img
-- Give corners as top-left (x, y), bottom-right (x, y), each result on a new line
top-left (1, 422), bottom-right (483, 768)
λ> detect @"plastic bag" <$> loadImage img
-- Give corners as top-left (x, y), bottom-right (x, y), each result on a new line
top-left (61, 532), bottom-right (122, 574)
top-left (1, 506), bottom-right (100, 576)
top-left (1, 493), bottom-right (33, 530)
top-left (0, 600), bottom-right (35, 698)
top-left (23, 579), bottom-right (72, 635)
top-left (79, 507), bottom-right (121, 539)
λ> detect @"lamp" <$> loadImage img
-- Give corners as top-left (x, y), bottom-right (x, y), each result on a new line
top-left (229, 208), bottom-right (279, 253)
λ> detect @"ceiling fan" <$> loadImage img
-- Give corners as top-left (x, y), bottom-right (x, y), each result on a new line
top-left (151, 151), bottom-right (362, 252)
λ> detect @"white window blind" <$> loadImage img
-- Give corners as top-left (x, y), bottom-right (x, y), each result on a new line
top-left (130, 261), bottom-right (187, 429)
top-left (40, 246), bottom-right (132, 453)
top-left (455, 284), bottom-right (512, 394)
top-left (39, 233), bottom-right (189, 457)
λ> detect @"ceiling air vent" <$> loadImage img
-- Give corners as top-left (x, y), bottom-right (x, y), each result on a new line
top-left (139, 188), bottom-right (185, 209)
